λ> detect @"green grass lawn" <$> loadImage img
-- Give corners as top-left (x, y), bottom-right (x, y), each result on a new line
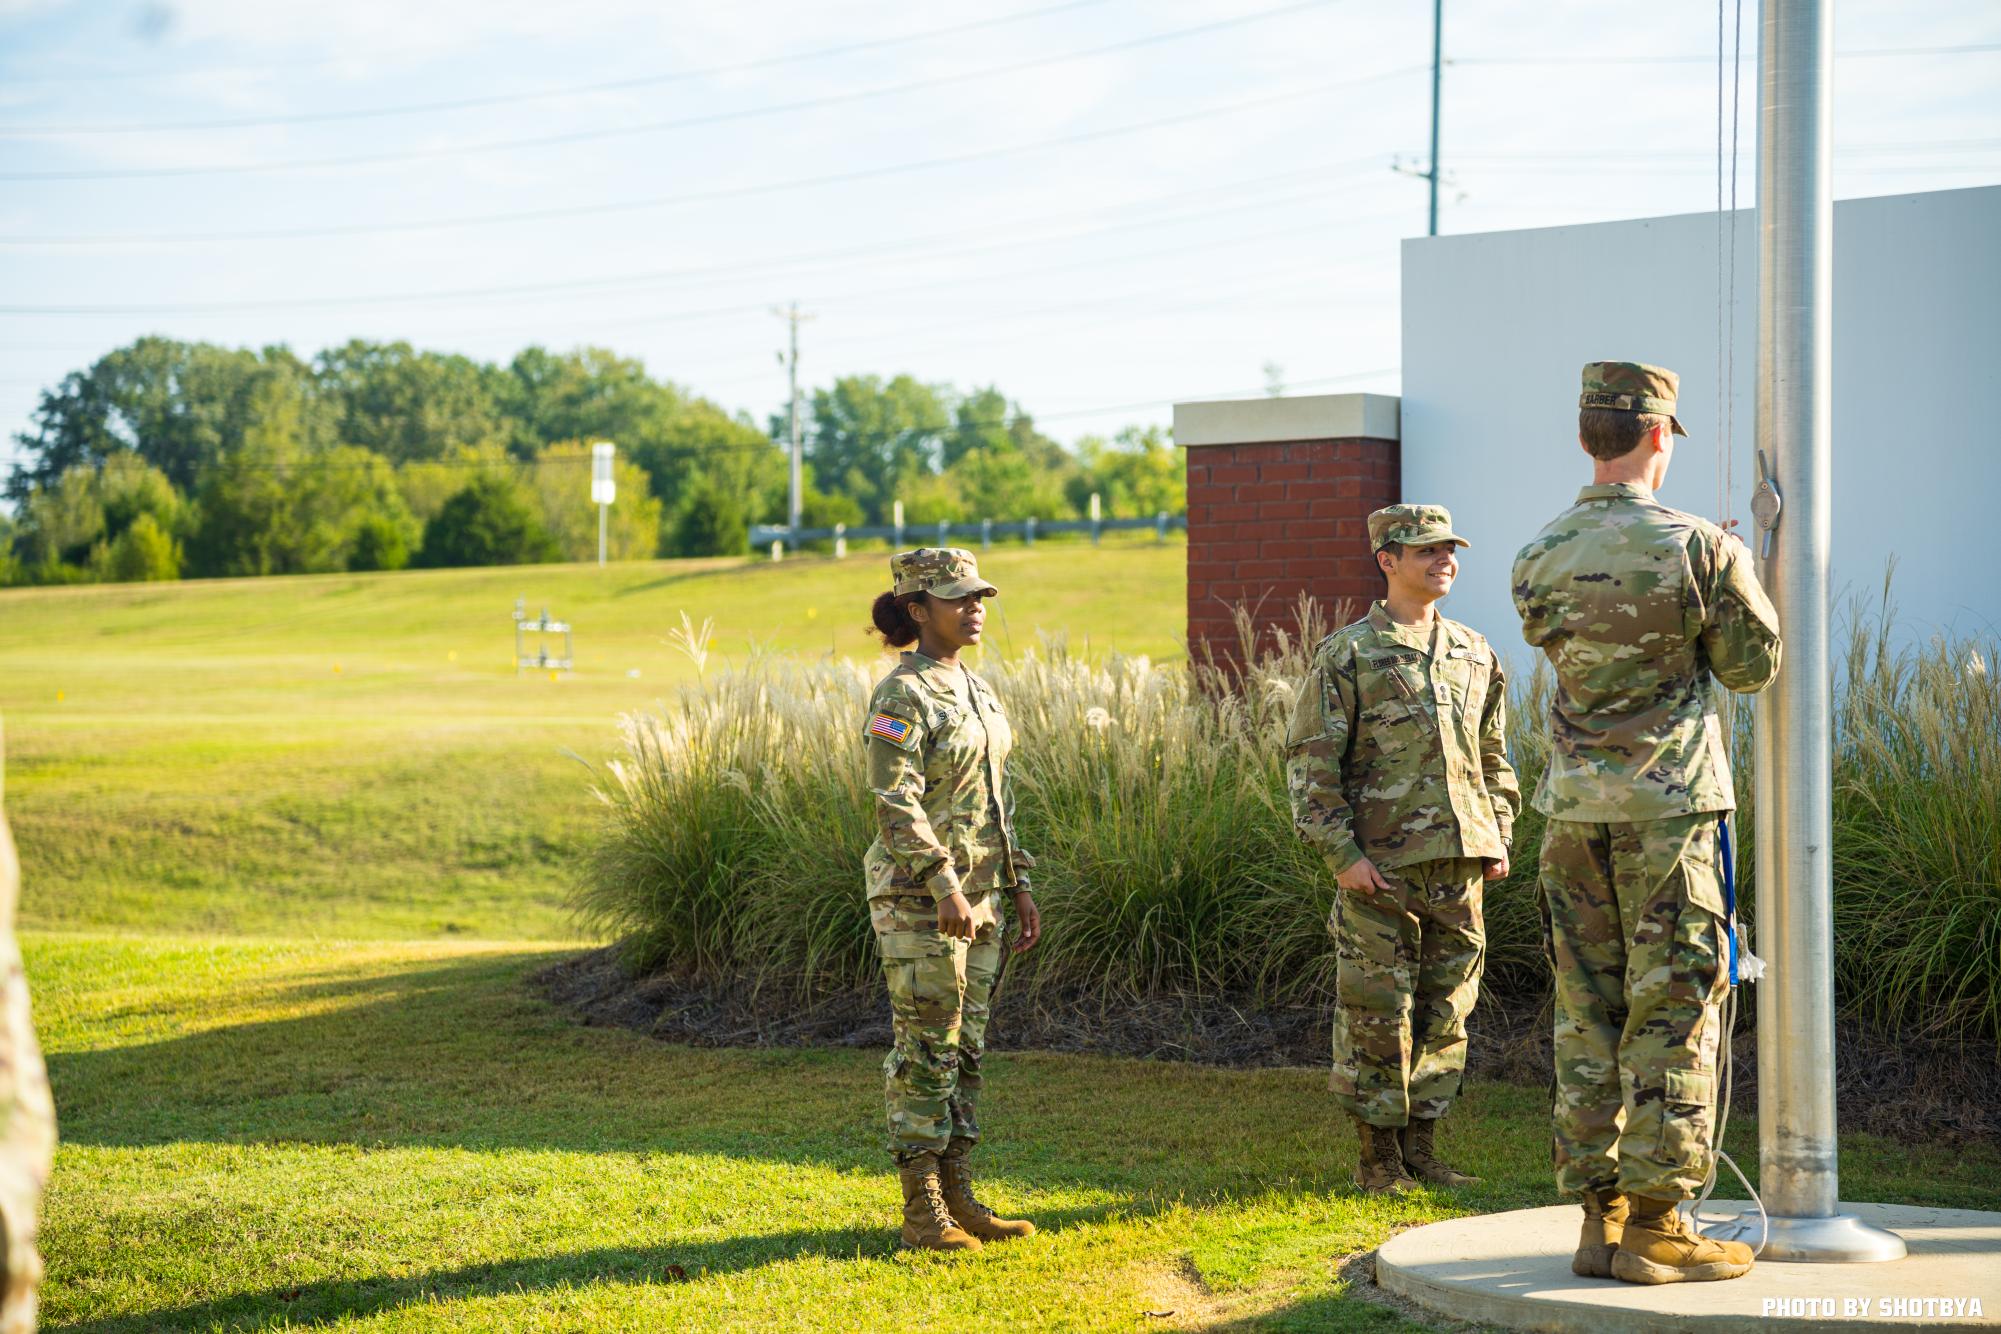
top-left (32, 935), bottom-right (2001, 1332)
top-left (10, 546), bottom-right (1998, 1331)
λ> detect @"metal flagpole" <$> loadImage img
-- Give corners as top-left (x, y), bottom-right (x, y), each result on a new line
top-left (1705, 0), bottom-right (1904, 1262)
top-left (1427, 0), bottom-right (1442, 237)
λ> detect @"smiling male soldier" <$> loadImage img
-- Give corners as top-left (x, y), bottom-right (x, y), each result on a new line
top-left (1286, 504), bottom-right (1520, 1194)
top-left (1513, 362), bottom-right (1781, 1285)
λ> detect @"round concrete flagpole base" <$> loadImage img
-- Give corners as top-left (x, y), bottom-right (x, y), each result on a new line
top-left (1374, 1202), bottom-right (2000, 1332)
top-left (1697, 1207), bottom-right (1909, 1263)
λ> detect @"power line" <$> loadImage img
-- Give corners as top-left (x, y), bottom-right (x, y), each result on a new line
top-left (1460, 161), bottom-right (2001, 177)
top-left (0, 156), bottom-right (1397, 330)
top-left (0, 65), bottom-right (1425, 248)
top-left (0, 0), bottom-right (1115, 107)
top-left (0, 214), bottom-right (1405, 403)
top-left (258, 215), bottom-right (1402, 392)
top-left (0, 163), bottom-right (1393, 317)
top-left (1038, 368), bottom-right (1399, 424)
top-left (1449, 137), bottom-right (2001, 160)
top-left (0, 1), bottom-right (1342, 182)
top-left (1449, 41), bottom-right (2001, 67)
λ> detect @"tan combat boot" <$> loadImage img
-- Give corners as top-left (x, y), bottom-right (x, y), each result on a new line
top-left (1351, 1114), bottom-right (1418, 1195)
top-left (1611, 1194), bottom-right (1754, 1284)
top-left (1398, 1116), bottom-right (1480, 1187)
top-left (897, 1153), bottom-right (981, 1253)
top-left (1572, 1187), bottom-right (1629, 1278)
top-left (939, 1138), bottom-right (1035, 1242)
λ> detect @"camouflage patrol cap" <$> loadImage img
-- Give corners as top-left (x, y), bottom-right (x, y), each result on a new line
top-left (1580, 361), bottom-right (1689, 437)
top-left (1367, 503), bottom-right (1468, 552)
top-left (890, 547), bottom-right (998, 598)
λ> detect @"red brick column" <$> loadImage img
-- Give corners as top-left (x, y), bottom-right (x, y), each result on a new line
top-left (1173, 394), bottom-right (1401, 667)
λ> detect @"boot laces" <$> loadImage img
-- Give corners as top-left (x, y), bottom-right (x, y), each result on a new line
top-left (924, 1176), bottom-right (957, 1230)
top-left (940, 1160), bottom-right (996, 1224)
top-left (951, 1164), bottom-right (995, 1220)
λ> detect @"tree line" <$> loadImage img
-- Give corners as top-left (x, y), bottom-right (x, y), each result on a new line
top-left (1, 336), bottom-right (1183, 586)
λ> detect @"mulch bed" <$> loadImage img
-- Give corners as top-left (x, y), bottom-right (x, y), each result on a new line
top-left (534, 945), bottom-right (2001, 1147)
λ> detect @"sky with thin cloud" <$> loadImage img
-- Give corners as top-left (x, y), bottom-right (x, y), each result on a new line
top-left (1, 0), bottom-right (1996, 480)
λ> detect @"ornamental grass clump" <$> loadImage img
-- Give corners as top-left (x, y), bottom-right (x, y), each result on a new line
top-left (573, 646), bottom-right (878, 987)
top-left (1011, 602), bottom-right (1337, 1004)
top-left (1831, 583), bottom-right (2001, 1043)
top-left (576, 601), bottom-right (1342, 1005)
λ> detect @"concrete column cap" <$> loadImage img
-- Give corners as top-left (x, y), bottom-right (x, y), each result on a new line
top-left (1173, 393), bottom-right (1400, 447)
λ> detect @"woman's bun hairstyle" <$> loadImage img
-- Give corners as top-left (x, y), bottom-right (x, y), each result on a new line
top-left (870, 590), bottom-right (922, 647)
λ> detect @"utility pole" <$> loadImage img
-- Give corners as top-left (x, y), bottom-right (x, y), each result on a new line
top-left (1702, 0), bottom-right (1904, 1264)
top-left (1396, 0), bottom-right (1444, 232)
top-left (1427, 0), bottom-right (1442, 236)
top-left (774, 302), bottom-right (815, 537)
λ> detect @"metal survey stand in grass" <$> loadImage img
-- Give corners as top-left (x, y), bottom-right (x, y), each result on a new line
top-left (513, 597), bottom-right (573, 675)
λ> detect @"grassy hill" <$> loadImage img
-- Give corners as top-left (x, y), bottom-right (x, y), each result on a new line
top-left (2, 538), bottom-right (1185, 939)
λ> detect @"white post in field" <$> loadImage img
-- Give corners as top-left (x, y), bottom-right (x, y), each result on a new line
top-left (591, 441), bottom-right (616, 568)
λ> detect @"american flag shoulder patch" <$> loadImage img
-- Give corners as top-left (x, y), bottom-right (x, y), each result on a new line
top-left (868, 712), bottom-right (916, 747)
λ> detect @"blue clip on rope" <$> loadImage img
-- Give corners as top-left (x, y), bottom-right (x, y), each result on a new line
top-left (1719, 815), bottom-right (1739, 986)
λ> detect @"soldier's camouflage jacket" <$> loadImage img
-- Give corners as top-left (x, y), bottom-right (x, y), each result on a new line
top-left (1287, 602), bottom-right (1520, 873)
top-left (864, 651), bottom-right (1033, 902)
top-left (1511, 482), bottom-right (1782, 821)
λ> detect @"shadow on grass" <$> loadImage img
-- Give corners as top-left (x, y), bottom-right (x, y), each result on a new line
top-left (61, 1209), bottom-right (1120, 1334)
top-left (611, 558), bottom-right (779, 599)
top-left (45, 949), bottom-right (1366, 1194)
top-left (48, 952), bottom-right (881, 1160)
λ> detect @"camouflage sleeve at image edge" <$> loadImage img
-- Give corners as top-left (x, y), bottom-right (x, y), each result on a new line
top-left (1285, 641), bottom-right (1367, 873)
top-left (1478, 643), bottom-right (1521, 846)
top-left (865, 685), bottom-right (958, 900)
top-left (1696, 528), bottom-right (1784, 694)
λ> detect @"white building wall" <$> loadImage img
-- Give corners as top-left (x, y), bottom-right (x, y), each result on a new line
top-left (1399, 186), bottom-right (2001, 663)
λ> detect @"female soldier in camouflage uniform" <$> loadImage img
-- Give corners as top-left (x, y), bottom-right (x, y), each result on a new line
top-left (863, 547), bottom-right (1041, 1253)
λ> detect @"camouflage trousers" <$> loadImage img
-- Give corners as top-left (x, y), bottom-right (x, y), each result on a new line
top-left (1329, 857), bottom-right (1486, 1127)
top-left (0, 819), bottom-right (52, 1334)
top-left (1540, 812), bottom-right (1730, 1199)
top-left (873, 889), bottom-right (1006, 1162)
top-left (0, 937), bottom-right (52, 1334)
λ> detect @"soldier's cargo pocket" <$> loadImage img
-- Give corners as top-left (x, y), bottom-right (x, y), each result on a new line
top-left (1669, 825), bottom-right (1728, 919)
top-left (1666, 900), bottom-right (1730, 1007)
top-left (1660, 1066), bottom-right (1718, 1166)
